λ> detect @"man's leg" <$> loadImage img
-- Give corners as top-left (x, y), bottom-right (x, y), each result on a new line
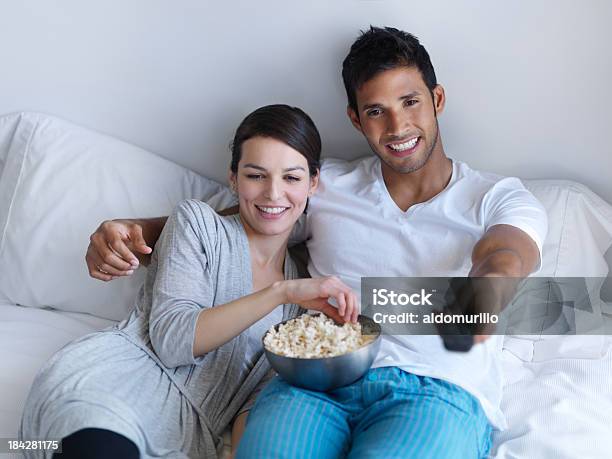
top-left (347, 368), bottom-right (492, 459)
top-left (235, 377), bottom-right (351, 459)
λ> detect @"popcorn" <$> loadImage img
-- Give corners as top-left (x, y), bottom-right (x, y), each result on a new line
top-left (264, 313), bottom-right (375, 358)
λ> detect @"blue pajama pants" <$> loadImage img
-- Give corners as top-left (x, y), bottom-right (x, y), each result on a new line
top-left (236, 367), bottom-right (492, 459)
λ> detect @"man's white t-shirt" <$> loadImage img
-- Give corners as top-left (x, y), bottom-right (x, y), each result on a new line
top-left (302, 156), bottom-right (548, 429)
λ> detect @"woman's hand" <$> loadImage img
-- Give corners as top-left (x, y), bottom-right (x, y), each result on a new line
top-left (282, 276), bottom-right (359, 323)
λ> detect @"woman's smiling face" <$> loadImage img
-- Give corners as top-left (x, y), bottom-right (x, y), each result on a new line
top-left (230, 136), bottom-right (318, 238)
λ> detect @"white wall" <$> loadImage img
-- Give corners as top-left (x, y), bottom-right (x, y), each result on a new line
top-left (1, 0), bottom-right (611, 203)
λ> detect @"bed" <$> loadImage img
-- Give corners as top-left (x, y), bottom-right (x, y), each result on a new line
top-left (1, 112), bottom-right (611, 458)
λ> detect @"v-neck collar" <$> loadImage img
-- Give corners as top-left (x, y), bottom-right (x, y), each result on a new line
top-left (374, 158), bottom-right (456, 217)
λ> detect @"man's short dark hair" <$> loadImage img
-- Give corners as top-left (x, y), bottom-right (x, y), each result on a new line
top-left (342, 26), bottom-right (438, 114)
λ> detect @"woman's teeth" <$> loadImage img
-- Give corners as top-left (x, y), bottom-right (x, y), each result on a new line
top-left (256, 206), bottom-right (287, 214)
top-left (388, 137), bottom-right (419, 151)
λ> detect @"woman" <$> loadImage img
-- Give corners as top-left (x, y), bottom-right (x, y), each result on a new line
top-left (20, 105), bottom-right (358, 458)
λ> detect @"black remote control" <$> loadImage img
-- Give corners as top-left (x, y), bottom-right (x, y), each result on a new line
top-left (437, 317), bottom-right (475, 352)
top-left (441, 333), bottom-right (474, 352)
top-left (439, 278), bottom-right (476, 352)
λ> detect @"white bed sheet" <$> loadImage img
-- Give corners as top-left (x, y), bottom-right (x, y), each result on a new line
top-left (493, 335), bottom-right (612, 458)
top-left (0, 303), bottom-right (115, 444)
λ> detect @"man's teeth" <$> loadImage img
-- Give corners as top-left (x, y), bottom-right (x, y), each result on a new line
top-left (389, 137), bottom-right (418, 151)
top-left (257, 206), bottom-right (287, 214)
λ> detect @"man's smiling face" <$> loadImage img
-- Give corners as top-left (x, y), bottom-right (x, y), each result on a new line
top-left (348, 66), bottom-right (445, 174)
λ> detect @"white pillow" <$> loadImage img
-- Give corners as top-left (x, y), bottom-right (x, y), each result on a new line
top-left (524, 179), bottom-right (612, 277)
top-left (0, 114), bottom-right (23, 190)
top-left (0, 112), bottom-right (235, 321)
top-left (505, 180), bottom-right (612, 360)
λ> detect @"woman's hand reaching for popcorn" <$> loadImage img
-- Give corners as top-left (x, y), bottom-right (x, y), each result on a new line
top-left (281, 276), bottom-right (359, 324)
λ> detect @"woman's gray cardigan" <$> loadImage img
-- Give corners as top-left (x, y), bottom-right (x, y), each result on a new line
top-left (20, 199), bottom-right (303, 458)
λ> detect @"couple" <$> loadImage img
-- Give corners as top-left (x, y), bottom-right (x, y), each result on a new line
top-left (21, 26), bottom-right (547, 458)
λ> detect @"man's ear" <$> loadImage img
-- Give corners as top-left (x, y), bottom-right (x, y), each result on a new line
top-left (432, 84), bottom-right (446, 116)
top-left (347, 106), bottom-right (363, 133)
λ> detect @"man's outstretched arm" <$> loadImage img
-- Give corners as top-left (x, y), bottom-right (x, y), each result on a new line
top-left (440, 223), bottom-right (541, 351)
top-left (467, 223), bottom-right (540, 344)
top-left (469, 223), bottom-right (540, 278)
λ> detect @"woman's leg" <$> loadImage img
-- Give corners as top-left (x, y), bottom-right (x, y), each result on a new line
top-left (20, 332), bottom-right (205, 458)
top-left (53, 428), bottom-right (139, 459)
top-left (235, 377), bottom-right (352, 459)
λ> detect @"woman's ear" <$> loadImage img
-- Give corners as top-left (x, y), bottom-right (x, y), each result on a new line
top-left (228, 170), bottom-right (237, 193)
top-left (308, 170), bottom-right (320, 196)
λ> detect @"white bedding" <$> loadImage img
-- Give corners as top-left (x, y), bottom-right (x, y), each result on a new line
top-left (0, 303), bottom-right (114, 458)
top-left (494, 339), bottom-right (612, 458)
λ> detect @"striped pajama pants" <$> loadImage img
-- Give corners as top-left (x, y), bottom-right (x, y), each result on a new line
top-left (236, 367), bottom-right (492, 459)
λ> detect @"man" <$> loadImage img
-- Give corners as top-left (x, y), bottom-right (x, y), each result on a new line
top-left (87, 27), bottom-right (546, 458)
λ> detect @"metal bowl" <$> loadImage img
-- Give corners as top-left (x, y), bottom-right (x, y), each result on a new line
top-left (262, 315), bottom-right (382, 391)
